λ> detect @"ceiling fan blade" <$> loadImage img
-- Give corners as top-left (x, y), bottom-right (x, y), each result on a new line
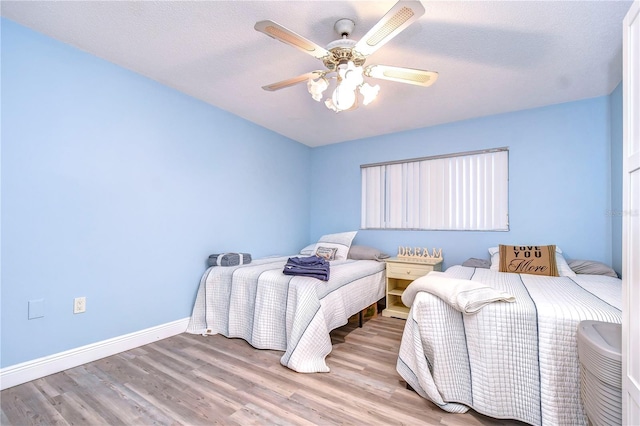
top-left (255, 20), bottom-right (331, 60)
top-left (354, 0), bottom-right (425, 57)
top-left (262, 71), bottom-right (325, 91)
top-left (365, 65), bottom-right (438, 87)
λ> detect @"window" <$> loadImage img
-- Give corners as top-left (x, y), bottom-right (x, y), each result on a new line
top-left (361, 148), bottom-right (509, 231)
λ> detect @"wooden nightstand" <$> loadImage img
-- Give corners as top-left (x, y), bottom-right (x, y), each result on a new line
top-left (382, 257), bottom-right (443, 319)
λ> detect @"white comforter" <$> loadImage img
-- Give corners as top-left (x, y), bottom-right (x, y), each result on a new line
top-left (397, 266), bottom-right (622, 426)
top-left (187, 256), bottom-right (385, 373)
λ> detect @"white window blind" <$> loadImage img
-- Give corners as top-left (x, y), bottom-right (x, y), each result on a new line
top-left (361, 148), bottom-right (509, 230)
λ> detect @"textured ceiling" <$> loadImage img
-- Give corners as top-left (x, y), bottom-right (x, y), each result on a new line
top-left (1, 1), bottom-right (633, 147)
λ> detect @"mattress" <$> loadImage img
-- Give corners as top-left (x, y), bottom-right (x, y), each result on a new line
top-left (187, 256), bottom-right (386, 373)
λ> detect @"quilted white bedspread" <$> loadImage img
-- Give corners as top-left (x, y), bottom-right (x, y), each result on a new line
top-left (397, 266), bottom-right (621, 426)
top-left (187, 256), bottom-right (385, 373)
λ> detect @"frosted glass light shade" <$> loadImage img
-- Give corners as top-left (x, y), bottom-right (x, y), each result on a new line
top-left (307, 77), bottom-right (328, 102)
top-left (341, 61), bottom-right (364, 87)
top-left (360, 83), bottom-right (380, 105)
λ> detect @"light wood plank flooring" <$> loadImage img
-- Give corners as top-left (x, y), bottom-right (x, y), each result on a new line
top-left (1, 314), bottom-right (526, 425)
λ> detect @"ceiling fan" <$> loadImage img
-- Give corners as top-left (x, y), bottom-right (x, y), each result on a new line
top-left (254, 0), bottom-right (438, 113)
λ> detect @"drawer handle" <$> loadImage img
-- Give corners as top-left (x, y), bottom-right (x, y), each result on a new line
top-left (406, 270), bottom-right (411, 274)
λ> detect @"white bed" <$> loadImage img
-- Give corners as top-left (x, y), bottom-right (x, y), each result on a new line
top-left (397, 265), bottom-right (622, 426)
top-left (186, 256), bottom-right (385, 373)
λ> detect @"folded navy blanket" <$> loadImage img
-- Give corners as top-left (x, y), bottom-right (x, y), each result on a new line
top-left (286, 255), bottom-right (329, 267)
top-left (283, 255), bottom-right (330, 281)
top-left (208, 253), bottom-right (252, 267)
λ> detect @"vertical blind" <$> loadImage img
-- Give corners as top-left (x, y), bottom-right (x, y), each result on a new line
top-left (361, 148), bottom-right (509, 230)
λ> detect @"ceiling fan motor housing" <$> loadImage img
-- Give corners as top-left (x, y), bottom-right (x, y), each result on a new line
top-left (323, 21), bottom-right (365, 71)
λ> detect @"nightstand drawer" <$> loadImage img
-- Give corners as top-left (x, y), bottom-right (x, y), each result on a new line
top-left (386, 262), bottom-right (435, 279)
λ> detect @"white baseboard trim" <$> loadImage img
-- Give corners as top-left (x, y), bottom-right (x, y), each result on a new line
top-left (0, 317), bottom-right (190, 390)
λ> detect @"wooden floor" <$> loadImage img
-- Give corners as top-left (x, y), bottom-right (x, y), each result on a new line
top-left (1, 314), bottom-right (526, 425)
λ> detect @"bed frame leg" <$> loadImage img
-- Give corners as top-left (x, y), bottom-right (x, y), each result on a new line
top-left (358, 303), bottom-right (377, 328)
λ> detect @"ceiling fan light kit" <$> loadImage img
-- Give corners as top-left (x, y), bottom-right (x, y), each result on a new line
top-left (255, 0), bottom-right (437, 113)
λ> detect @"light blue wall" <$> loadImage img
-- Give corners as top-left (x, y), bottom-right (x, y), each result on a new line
top-left (1, 19), bottom-right (311, 367)
top-left (1, 16), bottom-right (625, 370)
top-left (310, 97), bottom-right (616, 270)
top-left (609, 83), bottom-right (623, 276)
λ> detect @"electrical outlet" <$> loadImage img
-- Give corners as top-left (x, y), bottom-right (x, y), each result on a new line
top-left (74, 297), bottom-right (86, 314)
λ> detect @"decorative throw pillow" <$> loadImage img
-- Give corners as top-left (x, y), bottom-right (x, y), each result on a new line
top-left (313, 231), bottom-right (357, 261)
top-left (315, 246), bottom-right (338, 261)
top-left (498, 245), bottom-right (559, 276)
top-left (489, 245), bottom-right (576, 277)
top-left (347, 245), bottom-right (390, 261)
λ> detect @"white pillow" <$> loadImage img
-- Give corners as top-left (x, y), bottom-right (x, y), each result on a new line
top-left (313, 231), bottom-right (357, 261)
top-left (299, 244), bottom-right (316, 256)
top-left (488, 246), bottom-right (576, 277)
